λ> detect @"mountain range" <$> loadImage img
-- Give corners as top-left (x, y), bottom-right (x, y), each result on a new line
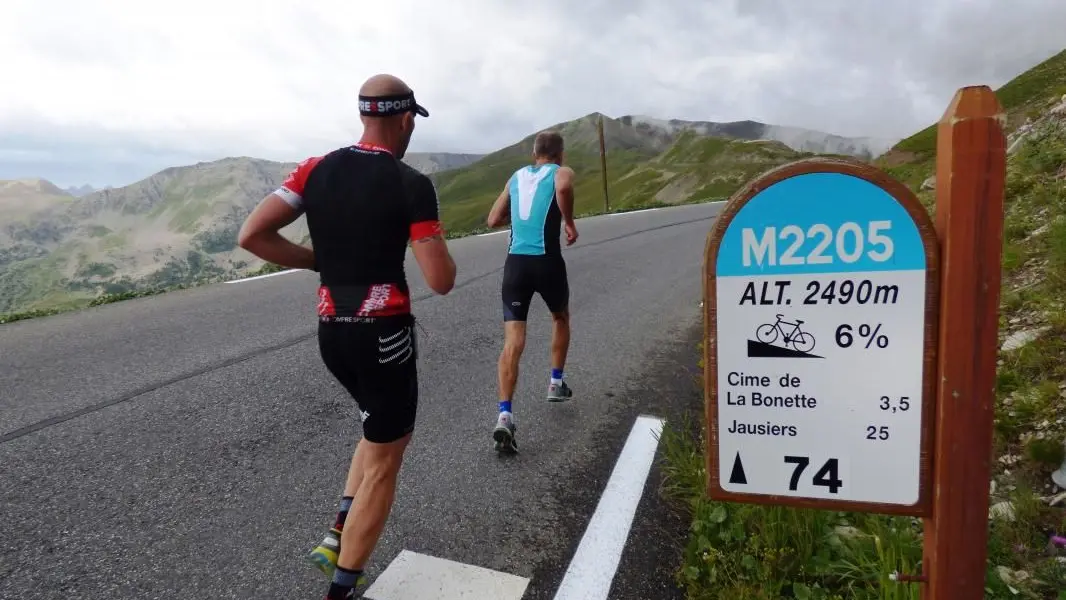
top-left (65, 184), bottom-right (106, 197)
top-left (0, 97), bottom-right (1019, 316)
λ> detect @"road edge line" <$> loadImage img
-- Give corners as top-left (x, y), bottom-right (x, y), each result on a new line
top-left (226, 268), bottom-right (304, 284)
top-left (551, 414), bottom-right (666, 600)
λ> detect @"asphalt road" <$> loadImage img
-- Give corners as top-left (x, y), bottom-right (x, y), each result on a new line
top-left (0, 202), bottom-right (720, 600)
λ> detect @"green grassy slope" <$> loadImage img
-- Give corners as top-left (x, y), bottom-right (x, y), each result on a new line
top-left (877, 48), bottom-right (1066, 189)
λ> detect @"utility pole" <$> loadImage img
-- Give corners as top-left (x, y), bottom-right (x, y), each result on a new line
top-left (598, 115), bottom-right (609, 212)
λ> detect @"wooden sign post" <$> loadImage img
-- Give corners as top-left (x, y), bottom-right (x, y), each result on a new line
top-left (701, 86), bottom-right (1006, 599)
top-left (922, 87), bottom-right (1007, 599)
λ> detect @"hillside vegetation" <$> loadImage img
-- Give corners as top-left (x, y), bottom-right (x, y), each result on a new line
top-left (0, 158), bottom-right (300, 316)
top-left (663, 48), bottom-right (1066, 600)
top-left (0, 113), bottom-right (882, 321)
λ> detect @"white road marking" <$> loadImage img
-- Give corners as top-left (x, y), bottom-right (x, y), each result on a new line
top-left (608, 199), bottom-right (728, 217)
top-left (476, 229), bottom-right (509, 237)
top-left (552, 414), bottom-right (667, 600)
top-left (607, 207), bottom-right (664, 217)
top-left (364, 550), bottom-right (530, 600)
top-left (226, 268), bottom-right (304, 284)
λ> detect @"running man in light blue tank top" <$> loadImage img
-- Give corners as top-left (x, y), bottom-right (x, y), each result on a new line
top-left (507, 162), bottom-right (563, 256)
top-left (485, 130), bottom-right (579, 453)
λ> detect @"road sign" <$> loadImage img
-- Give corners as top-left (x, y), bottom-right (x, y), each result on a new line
top-left (703, 157), bottom-right (939, 516)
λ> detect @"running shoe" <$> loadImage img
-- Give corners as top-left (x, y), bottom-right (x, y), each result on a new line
top-left (323, 581), bottom-right (368, 600)
top-left (547, 380), bottom-right (573, 402)
top-left (308, 528), bottom-right (341, 577)
top-left (493, 413), bottom-right (518, 454)
top-left (340, 575), bottom-right (369, 599)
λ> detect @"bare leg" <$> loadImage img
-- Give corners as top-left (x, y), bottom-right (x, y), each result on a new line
top-left (549, 309), bottom-right (570, 372)
top-left (337, 433), bottom-right (412, 570)
top-left (342, 439), bottom-right (367, 498)
top-left (497, 321), bottom-right (527, 401)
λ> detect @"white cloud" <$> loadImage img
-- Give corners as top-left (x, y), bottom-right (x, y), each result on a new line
top-left (1, 0), bottom-right (1063, 187)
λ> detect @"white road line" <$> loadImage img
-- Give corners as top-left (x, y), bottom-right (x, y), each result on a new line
top-left (364, 550), bottom-right (530, 600)
top-left (226, 268), bottom-right (304, 284)
top-left (552, 414), bottom-right (667, 600)
top-left (476, 229), bottom-right (509, 237)
top-left (608, 199), bottom-right (728, 217)
top-left (607, 207), bottom-right (664, 217)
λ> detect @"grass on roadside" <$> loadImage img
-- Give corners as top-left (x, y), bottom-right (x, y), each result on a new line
top-left (659, 412), bottom-right (1066, 600)
top-left (659, 412), bottom-right (923, 600)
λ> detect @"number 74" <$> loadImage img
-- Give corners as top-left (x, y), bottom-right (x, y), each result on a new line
top-left (785, 456), bottom-right (842, 494)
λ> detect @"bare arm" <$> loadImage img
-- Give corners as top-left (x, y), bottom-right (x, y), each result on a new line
top-left (238, 158), bottom-right (319, 270)
top-left (486, 182), bottom-right (511, 229)
top-left (555, 166), bottom-right (576, 224)
top-left (237, 193), bottom-right (315, 270)
top-left (408, 174), bottom-right (456, 295)
top-left (411, 234), bottom-right (456, 295)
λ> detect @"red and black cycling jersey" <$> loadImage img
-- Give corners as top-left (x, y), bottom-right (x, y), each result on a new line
top-left (274, 143), bottom-right (444, 321)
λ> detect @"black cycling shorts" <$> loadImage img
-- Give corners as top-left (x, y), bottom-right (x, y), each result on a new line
top-left (501, 254), bottom-right (569, 321)
top-left (316, 315), bottom-right (418, 443)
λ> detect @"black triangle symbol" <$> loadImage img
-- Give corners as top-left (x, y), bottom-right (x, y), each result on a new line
top-left (729, 452), bottom-right (747, 485)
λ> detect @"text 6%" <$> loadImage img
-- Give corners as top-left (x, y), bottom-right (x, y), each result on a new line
top-left (835, 323), bottom-right (889, 349)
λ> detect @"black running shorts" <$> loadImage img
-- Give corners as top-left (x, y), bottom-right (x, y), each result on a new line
top-left (501, 254), bottom-right (569, 321)
top-left (316, 315), bottom-right (418, 443)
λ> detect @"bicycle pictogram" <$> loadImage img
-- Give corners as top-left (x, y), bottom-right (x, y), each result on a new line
top-left (755, 314), bottom-right (817, 353)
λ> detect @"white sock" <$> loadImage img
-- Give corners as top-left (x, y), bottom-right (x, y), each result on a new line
top-left (550, 368), bottom-right (564, 386)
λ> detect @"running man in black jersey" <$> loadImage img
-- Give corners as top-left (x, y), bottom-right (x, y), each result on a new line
top-left (237, 73), bottom-right (456, 600)
top-left (485, 131), bottom-right (578, 453)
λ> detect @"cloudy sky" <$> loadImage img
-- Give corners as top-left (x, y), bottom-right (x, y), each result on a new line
top-left (1, 0), bottom-right (1063, 189)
